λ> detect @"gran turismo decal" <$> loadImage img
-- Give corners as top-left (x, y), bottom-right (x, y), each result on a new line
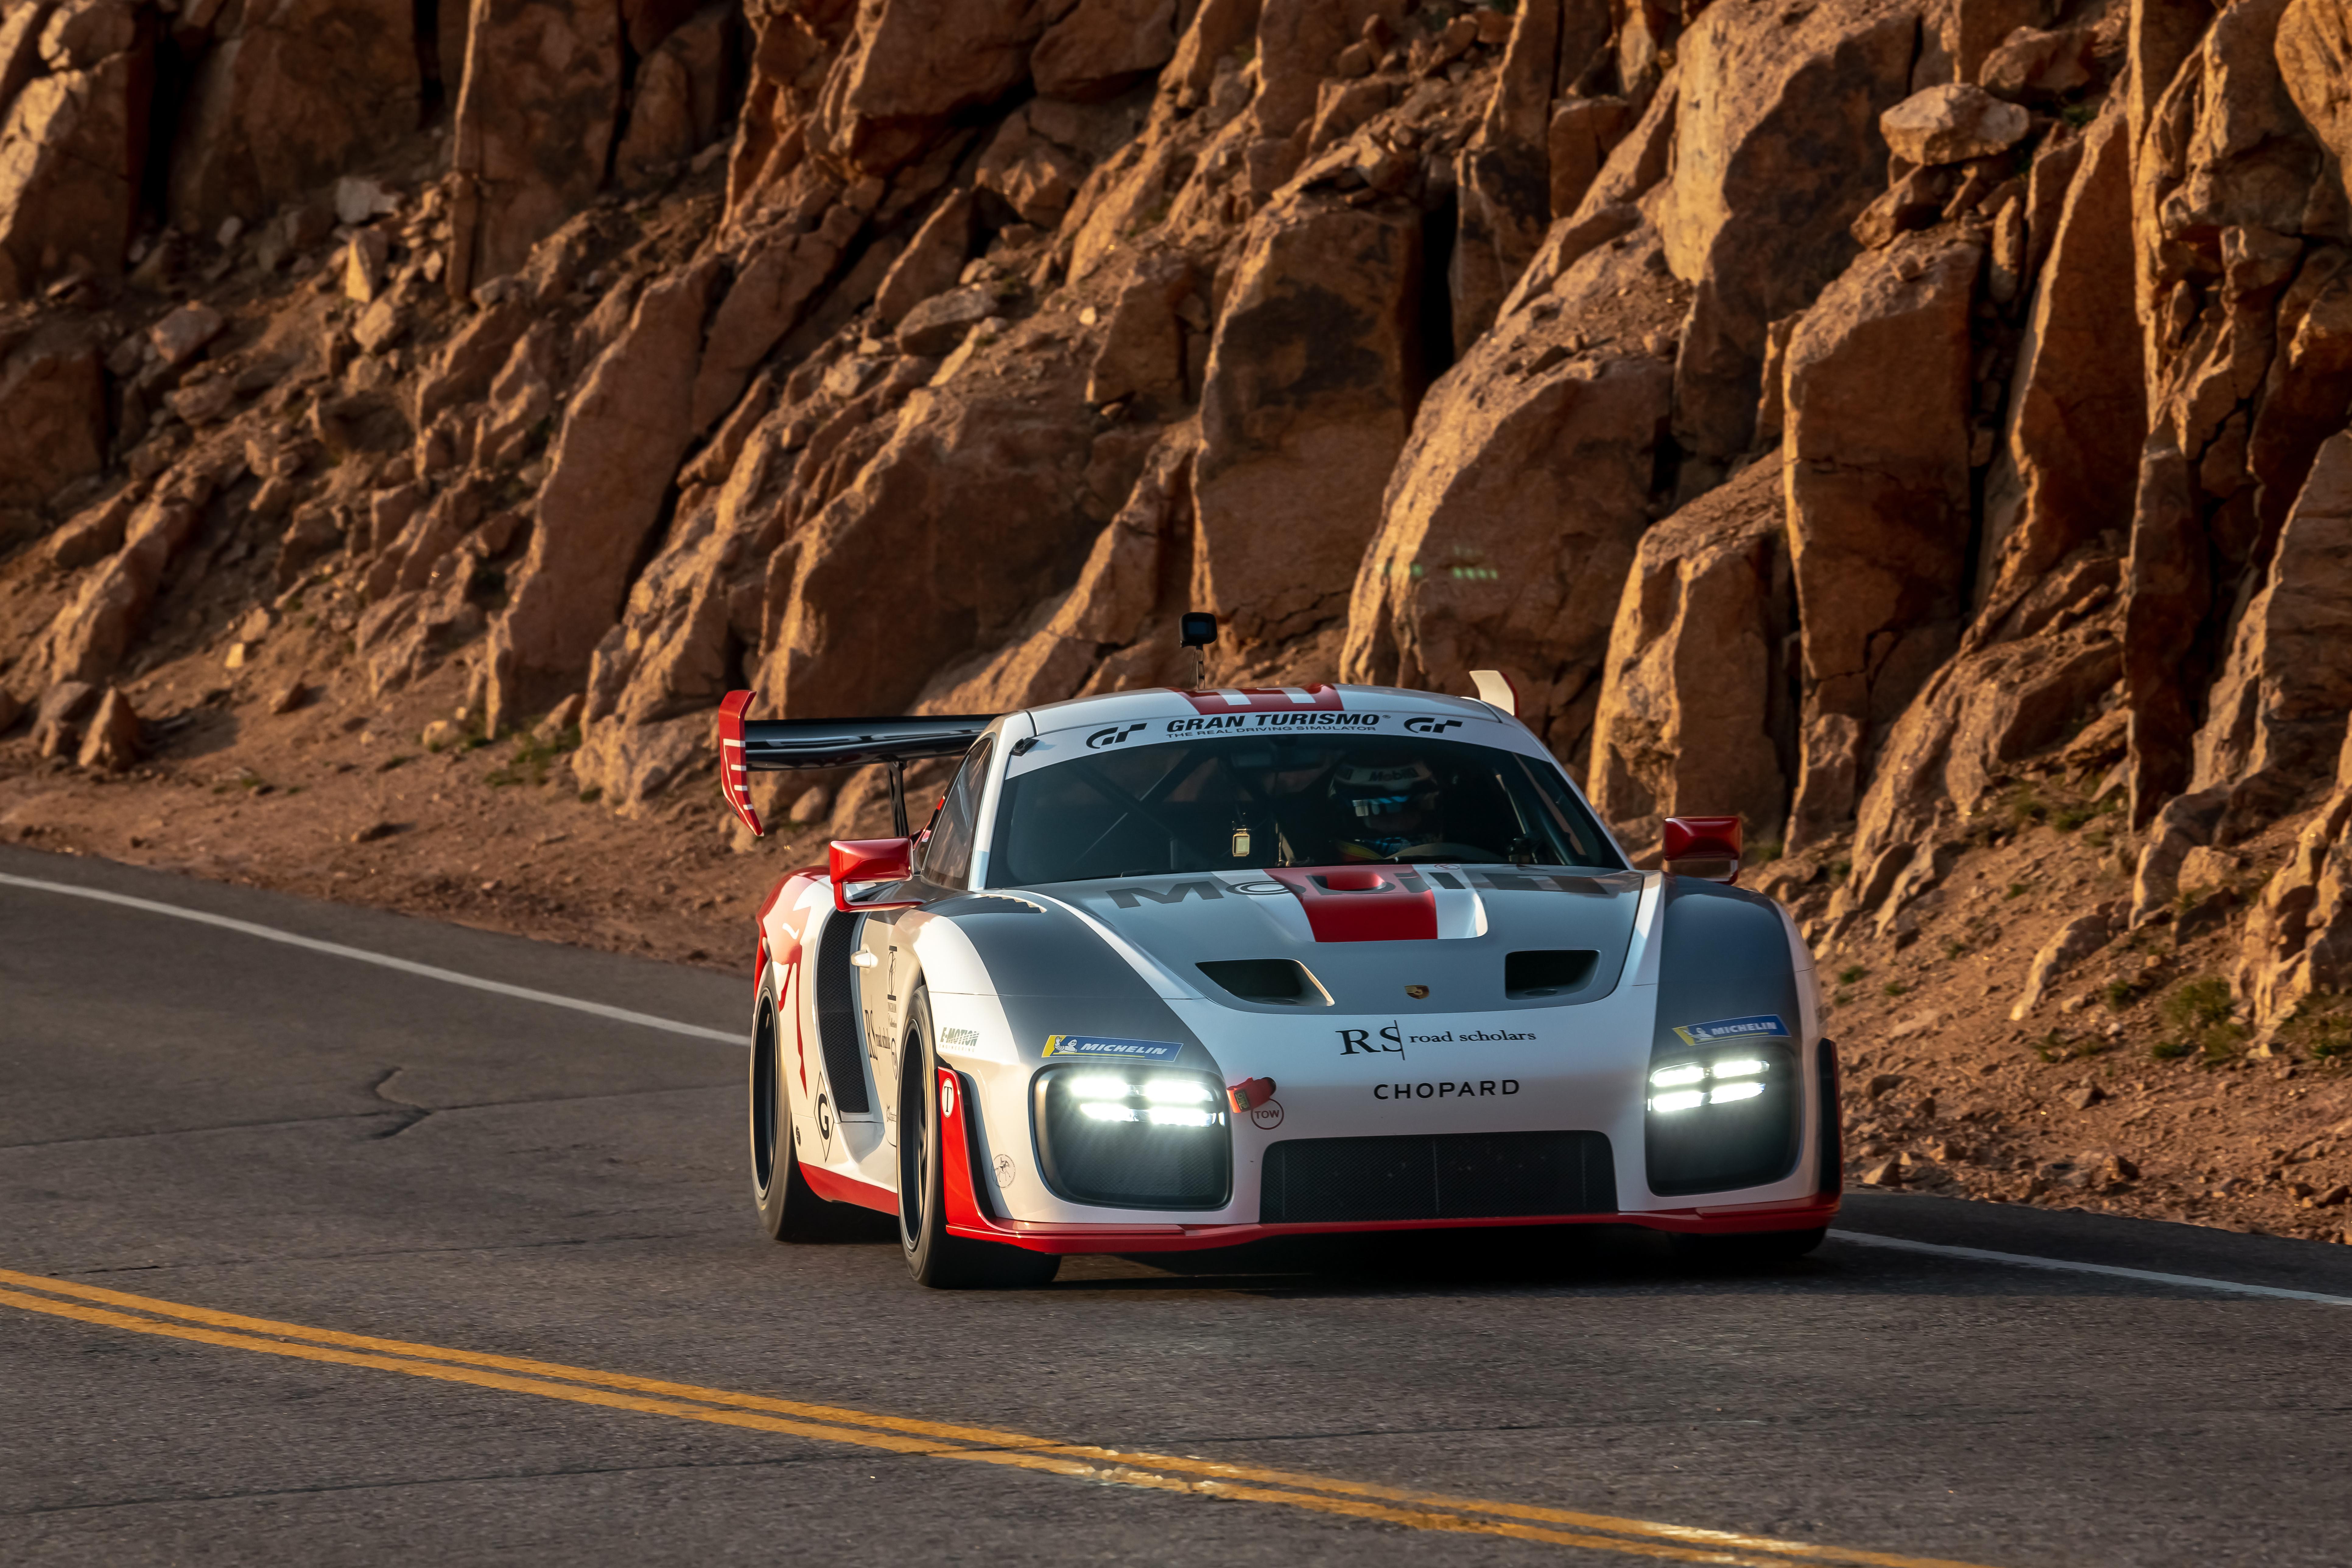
top-left (1403, 716), bottom-right (1464, 734)
top-left (1164, 711), bottom-right (1384, 734)
top-left (1374, 1079), bottom-right (1520, 1100)
top-left (1671, 1013), bottom-right (1790, 1047)
top-left (1086, 722), bottom-right (1148, 749)
top-left (1042, 1033), bottom-right (1184, 1062)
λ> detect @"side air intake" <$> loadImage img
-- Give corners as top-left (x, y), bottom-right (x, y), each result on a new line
top-left (813, 914), bottom-right (871, 1114)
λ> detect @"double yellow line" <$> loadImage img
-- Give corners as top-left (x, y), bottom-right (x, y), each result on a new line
top-left (0, 1267), bottom-right (1999, 1567)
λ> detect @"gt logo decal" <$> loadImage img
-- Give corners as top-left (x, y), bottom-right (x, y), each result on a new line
top-left (1404, 716), bottom-right (1464, 734)
top-left (1086, 723), bottom-right (1147, 749)
top-left (1338, 1023), bottom-right (1405, 1058)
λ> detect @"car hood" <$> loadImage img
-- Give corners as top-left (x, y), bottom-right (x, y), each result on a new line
top-left (1025, 865), bottom-right (1648, 1016)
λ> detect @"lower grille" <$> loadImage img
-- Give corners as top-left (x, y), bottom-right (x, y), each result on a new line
top-left (1260, 1131), bottom-right (1616, 1224)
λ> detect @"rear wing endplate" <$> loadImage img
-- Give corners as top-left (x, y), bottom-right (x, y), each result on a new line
top-left (717, 689), bottom-right (995, 838)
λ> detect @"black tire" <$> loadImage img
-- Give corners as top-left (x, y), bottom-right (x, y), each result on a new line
top-left (750, 984), bottom-right (856, 1243)
top-left (898, 986), bottom-right (1060, 1289)
top-left (1670, 1226), bottom-right (1828, 1267)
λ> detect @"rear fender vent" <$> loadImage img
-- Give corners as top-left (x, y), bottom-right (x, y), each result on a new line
top-left (1196, 958), bottom-right (1333, 1007)
top-left (1504, 949), bottom-right (1599, 998)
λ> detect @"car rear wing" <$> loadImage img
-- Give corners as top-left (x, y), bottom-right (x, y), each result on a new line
top-left (717, 690), bottom-right (995, 839)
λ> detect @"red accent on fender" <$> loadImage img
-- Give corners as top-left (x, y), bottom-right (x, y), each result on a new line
top-left (802, 1163), bottom-right (898, 1216)
top-left (1166, 684), bottom-right (1343, 715)
top-left (945, 1194), bottom-right (1843, 1254)
top-left (1267, 866), bottom-right (1438, 942)
top-left (718, 690), bottom-right (763, 838)
top-left (829, 837), bottom-right (924, 914)
top-left (937, 1066), bottom-right (995, 1231)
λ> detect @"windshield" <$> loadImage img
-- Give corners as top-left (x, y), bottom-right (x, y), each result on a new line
top-left (987, 734), bottom-right (1624, 887)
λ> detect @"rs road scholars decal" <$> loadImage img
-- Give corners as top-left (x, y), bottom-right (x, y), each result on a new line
top-left (1042, 1034), bottom-right (1183, 1062)
top-left (1671, 1014), bottom-right (1790, 1047)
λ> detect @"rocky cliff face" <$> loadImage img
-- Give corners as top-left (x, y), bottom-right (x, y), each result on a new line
top-left (8, 0), bottom-right (2352, 1061)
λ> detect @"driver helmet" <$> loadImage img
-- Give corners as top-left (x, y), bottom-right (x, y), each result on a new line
top-left (1330, 757), bottom-right (1439, 838)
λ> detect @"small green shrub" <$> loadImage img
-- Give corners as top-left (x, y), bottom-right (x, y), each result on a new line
top-left (1838, 964), bottom-right (1868, 985)
top-left (2150, 1039), bottom-right (2192, 1061)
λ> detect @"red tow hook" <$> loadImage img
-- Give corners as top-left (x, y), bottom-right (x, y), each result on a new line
top-left (1227, 1077), bottom-right (1276, 1114)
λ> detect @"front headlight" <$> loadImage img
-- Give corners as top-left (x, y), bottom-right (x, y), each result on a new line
top-left (1644, 1042), bottom-right (1800, 1197)
top-left (1646, 1053), bottom-right (1772, 1112)
top-left (1032, 1065), bottom-right (1230, 1209)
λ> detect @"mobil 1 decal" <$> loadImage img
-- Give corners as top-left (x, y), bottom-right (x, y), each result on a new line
top-left (1670, 1014), bottom-right (1790, 1047)
top-left (1337, 1020), bottom-right (1537, 1058)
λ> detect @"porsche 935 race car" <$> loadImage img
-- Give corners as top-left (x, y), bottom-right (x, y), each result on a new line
top-left (718, 674), bottom-right (1841, 1287)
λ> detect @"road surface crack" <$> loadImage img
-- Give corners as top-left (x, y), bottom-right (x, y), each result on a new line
top-left (368, 1068), bottom-right (432, 1139)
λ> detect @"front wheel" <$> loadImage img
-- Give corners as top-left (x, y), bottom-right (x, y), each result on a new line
top-left (898, 986), bottom-right (1059, 1289)
top-left (751, 986), bottom-right (857, 1242)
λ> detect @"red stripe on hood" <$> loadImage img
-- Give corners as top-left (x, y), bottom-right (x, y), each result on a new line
top-left (1267, 867), bottom-right (1438, 942)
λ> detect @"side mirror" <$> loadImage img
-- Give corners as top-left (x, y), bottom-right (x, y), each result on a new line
top-left (830, 837), bottom-right (924, 913)
top-left (1662, 816), bottom-right (1741, 883)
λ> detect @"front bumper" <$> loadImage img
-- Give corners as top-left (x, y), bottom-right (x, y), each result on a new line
top-left (935, 1065), bottom-right (1838, 1254)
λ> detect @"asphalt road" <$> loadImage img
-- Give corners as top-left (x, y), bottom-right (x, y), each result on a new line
top-left (4, 844), bottom-right (2350, 1568)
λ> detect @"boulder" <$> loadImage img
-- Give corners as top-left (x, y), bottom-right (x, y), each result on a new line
top-left (445, 0), bottom-right (624, 294)
top-left (2238, 716), bottom-right (2352, 1025)
top-left (164, 0), bottom-right (419, 236)
top-left (830, 0), bottom-right (1047, 173)
top-left (1587, 450), bottom-right (1793, 848)
top-left (1781, 234), bottom-right (1983, 849)
top-left (2188, 433), bottom-right (2352, 835)
top-left (874, 188), bottom-right (974, 329)
top-left (612, 1), bottom-right (735, 188)
top-left (1879, 83), bottom-right (2031, 166)
top-left (1659, 0), bottom-right (1918, 459)
top-left (40, 489), bottom-right (210, 686)
top-left (976, 104), bottom-right (1086, 229)
top-left (896, 283), bottom-right (1000, 356)
top-left (0, 5), bottom-right (149, 301)
top-left (1546, 95), bottom-right (1630, 223)
top-left (29, 679), bottom-right (96, 757)
top-left (1979, 25), bottom-right (2094, 100)
top-left (687, 199), bottom-right (866, 436)
top-left (1030, 0), bottom-right (1176, 101)
top-left (2280, 0), bottom-right (2352, 218)
top-left (1195, 191), bottom-right (1423, 650)
top-left (411, 297), bottom-right (530, 427)
top-left (0, 323), bottom-right (104, 510)
top-left (1344, 226), bottom-right (1676, 763)
top-left (485, 258), bottom-right (723, 731)
top-left (757, 340), bottom-right (1103, 722)
top-left (74, 684), bottom-right (137, 770)
top-left (1920, 0), bottom-right (2055, 88)
top-left (1085, 252), bottom-right (1193, 410)
top-left (149, 303), bottom-right (224, 367)
top-left (1975, 106), bottom-right (2142, 621)
top-left (2121, 441), bottom-right (2207, 820)
top-left (2010, 905), bottom-right (2119, 1020)
top-left (1452, 0), bottom-right (1565, 348)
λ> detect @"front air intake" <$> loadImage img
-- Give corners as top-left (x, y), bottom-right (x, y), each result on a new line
top-left (1260, 1131), bottom-right (1616, 1223)
top-left (1197, 958), bottom-right (1331, 1006)
top-left (1504, 949), bottom-right (1599, 998)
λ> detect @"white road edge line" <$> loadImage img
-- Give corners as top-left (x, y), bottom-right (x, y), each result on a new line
top-left (1830, 1229), bottom-right (2352, 1307)
top-left (0, 872), bottom-right (740, 1045)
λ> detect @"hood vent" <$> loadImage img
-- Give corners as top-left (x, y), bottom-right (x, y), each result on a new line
top-left (1504, 949), bottom-right (1599, 998)
top-left (1196, 958), bottom-right (1333, 1007)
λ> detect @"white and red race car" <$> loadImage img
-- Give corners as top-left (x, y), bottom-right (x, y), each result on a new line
top-left (719, 669), bottom-right (1841, 1288)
